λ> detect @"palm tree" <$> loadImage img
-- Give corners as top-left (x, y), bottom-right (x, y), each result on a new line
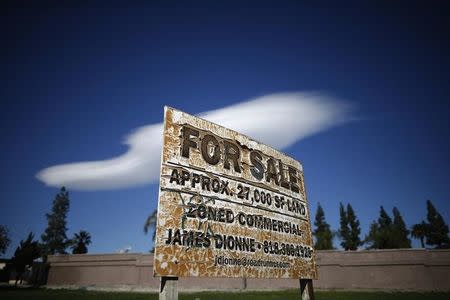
top-left (70, 230), bottom-right (92, 254)
top-left (144, 209), bottom-right (158, 252)
top-left (411, 221), bottom-right (428, 248)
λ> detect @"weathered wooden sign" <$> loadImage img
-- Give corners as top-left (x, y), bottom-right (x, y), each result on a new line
top-left (154, 107), bottom-right (318, 279)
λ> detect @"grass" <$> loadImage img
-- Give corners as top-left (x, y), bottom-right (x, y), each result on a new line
top-left (0, 287), bottom-right (449, 300)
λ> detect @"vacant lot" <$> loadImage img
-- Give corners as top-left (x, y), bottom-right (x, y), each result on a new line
top-left (1, 288), bottom-right (450, 300)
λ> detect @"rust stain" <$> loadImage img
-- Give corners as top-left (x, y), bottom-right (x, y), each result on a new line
top-left (154, 107), bottom-right (318, 279)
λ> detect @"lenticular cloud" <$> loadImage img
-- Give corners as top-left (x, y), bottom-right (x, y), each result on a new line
top-left (36, 92), bottom-right (353, 190)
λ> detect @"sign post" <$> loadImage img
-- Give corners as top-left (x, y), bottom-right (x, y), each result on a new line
top-left (300, 279), bottom-right (315, 300)
top-left (154, 107), bottom-right (317, 299)
top-left (159, 276), bottom-right (178, 300)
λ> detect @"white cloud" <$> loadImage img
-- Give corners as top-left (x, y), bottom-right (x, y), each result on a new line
top-left (36, 92), bottom-right (353, 190)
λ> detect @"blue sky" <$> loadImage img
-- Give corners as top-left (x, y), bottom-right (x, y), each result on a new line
top-left (1, 1), bottom-right (449, 257)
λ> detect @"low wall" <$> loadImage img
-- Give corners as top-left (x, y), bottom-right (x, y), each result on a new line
top-left (47, 249), bottom-right (450, 291)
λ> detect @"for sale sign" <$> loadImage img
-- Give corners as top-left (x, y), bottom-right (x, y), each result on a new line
top-left (153, 107), bottom-right (317, 279)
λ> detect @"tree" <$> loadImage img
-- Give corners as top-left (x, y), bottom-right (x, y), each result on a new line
top-left (425, 200), bottom-right (450, 248)
top-left (346, 204), bottom-right (362, 250)
top-left (411, 221), bottom-right (428, 248)
top-left (144, 209), bottom-right (158, 252)
top-left (365, 221), bottom-right (381, 249)
top-left (365, 206), bottom-right (397, 249)
top-left (392, 207), bottom-right (411, 248)
top-left (0, 225), bottom-right (11, 255)
top-left (313, 203), bottom-right (334, 250)
top-left (70, 231), bottom-right (92, 254)
top-left (11, 232), bottom-right (40, 286)
top-left (378, 206), bottom-right (392, 229)
top-left (339, 203), bottom-right (350, 249)
top-left (41, 187), bottom-right (70, 259)
top-left (377, 206), bottom-right (396, 249)
top-left (339, 203), bottom-right (361, 250)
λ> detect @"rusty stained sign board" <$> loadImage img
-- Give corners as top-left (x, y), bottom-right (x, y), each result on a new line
top-left (153, 107), bottom-right (318, 279)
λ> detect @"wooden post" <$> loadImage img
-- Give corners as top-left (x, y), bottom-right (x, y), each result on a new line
top-left (299, 279), bottom-right (314, 300)
top-left (159, 276), bottom-right (178, 300)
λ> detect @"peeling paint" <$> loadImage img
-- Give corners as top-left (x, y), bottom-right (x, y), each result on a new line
top-left (154, 107), bottom-right (317, 279)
